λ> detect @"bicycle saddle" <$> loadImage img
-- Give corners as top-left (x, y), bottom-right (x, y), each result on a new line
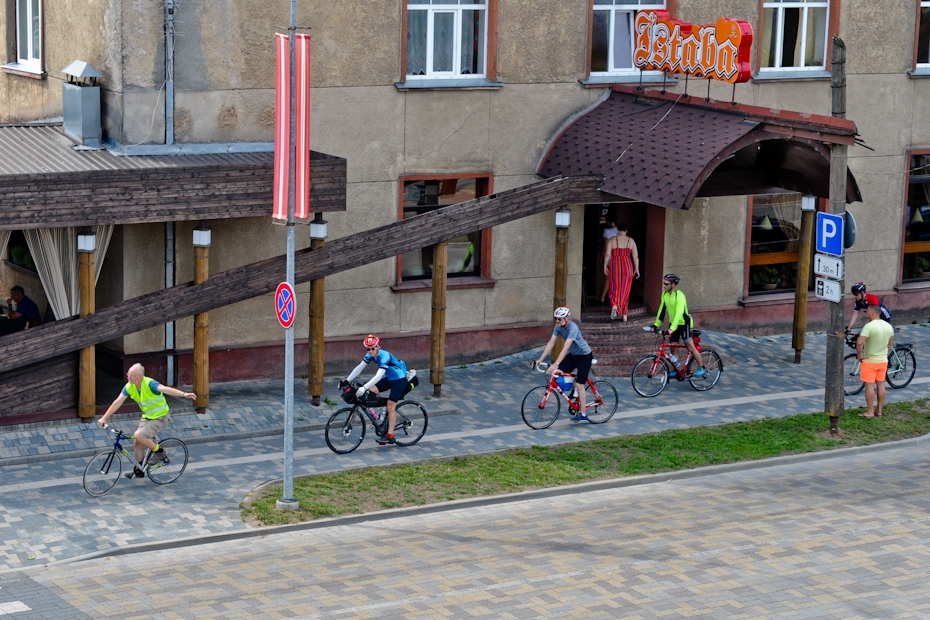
top-left (691, 330), bottom-right (702, 337)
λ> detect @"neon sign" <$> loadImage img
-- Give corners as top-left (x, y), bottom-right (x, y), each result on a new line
top-left (633, 10), bottom-right (753, 84)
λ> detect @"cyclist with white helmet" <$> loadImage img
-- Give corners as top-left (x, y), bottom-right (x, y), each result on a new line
top-left (533, 306), bottom-right (593, 422)
top-left (653, 274), bottom-right (706, 379)
top-left (345, 335), bottom-right (413, 445)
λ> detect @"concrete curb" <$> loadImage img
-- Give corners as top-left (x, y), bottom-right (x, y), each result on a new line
top-left (27, 430), bottom-right (928, 571)
top-left (0, 404), bottom-right (461, 467)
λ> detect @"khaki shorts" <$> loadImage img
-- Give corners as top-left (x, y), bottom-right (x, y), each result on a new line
top-left (136, 415), bottom-right (170, 441)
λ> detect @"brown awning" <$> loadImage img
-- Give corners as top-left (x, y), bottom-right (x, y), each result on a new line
top-left (0, 125), bottom-right (346, 229)
top-left (538, 86), bottom-right (861, 209)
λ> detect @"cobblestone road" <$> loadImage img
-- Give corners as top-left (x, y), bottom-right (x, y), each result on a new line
top-left (5, 442), bottom-right (930, 618)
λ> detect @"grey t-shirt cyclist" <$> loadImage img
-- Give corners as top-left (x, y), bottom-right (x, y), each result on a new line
top-left (552, 320), bottom-right (592, 356)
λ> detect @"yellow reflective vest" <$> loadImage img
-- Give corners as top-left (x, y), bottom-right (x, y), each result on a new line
top-left (125, 377), bottom-right (170, 420)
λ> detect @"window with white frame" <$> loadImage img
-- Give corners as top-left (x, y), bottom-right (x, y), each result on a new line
top-left (11, 0), bottom-right (42, 71)
top-left (760, 0), bottom-right (829, 71)
top-left (590, 1), bottom-right (665, 75)
top-left (917, 1), bottom-right (930, 67)
top-left (406, 0), bottom-right (487, 79)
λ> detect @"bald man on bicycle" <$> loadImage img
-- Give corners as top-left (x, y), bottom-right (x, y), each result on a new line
top-left (533, 306), bottom-right (592, 422)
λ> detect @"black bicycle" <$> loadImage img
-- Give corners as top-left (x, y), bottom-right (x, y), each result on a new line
top-left (325, 379), bottom-right (428, 454)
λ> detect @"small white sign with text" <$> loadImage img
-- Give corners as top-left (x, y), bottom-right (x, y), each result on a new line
top-left (815, 277), bottom-right (843, 303)
top-left (813, 253), bottom-right (844, 280)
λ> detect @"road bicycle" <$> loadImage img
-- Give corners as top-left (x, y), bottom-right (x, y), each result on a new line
top-left (325, 379), bottom-right (428, 454)
top-left (83, 424), bottom-right (189, 496)
top-left (843, 329), bottom-right (916, 396)
top-left (520, 361), bottom-right (619, 429)
top-left (631, 328), bottom-right (723, 397)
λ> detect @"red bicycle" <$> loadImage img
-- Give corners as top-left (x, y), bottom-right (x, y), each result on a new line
top-left (630, 327), bottom-right (723, 397)
top-left (521, 361), bottom-right (618, 429)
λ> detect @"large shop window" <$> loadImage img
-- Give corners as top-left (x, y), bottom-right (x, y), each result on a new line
top-left (902, 153), bottom-right (930, 282)
top-left (398, 176), bottom-right (491, 284)
top-left (748, 194), bottom-right (810, 294)
top-left (589, 1), bottom-right (666, 76)
top-left (917, 1), bottom-right (930, 68)
top-left (759, 0), bottom-right (829, 72)
top-left (406, 0), bottom-right (488, 80)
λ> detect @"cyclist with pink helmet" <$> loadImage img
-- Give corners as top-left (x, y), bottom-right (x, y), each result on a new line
top-left (533, 307), bottom-right (593, 422)
top-left (345, 335), bottom-right (413, 445)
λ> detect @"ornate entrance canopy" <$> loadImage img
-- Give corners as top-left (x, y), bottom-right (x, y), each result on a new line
top-left (538, 86), bottom-right (862, 210)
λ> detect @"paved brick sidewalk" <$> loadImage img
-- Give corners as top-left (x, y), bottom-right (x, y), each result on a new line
top-left (3, 324), bottom-right (929, 463)
top-left (12, 440), bottom-right (930, 618)
top-left (2, 325), bottom-right (930, 573)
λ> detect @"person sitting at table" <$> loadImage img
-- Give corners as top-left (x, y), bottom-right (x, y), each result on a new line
top-left (0, 285), bottom-right (40, 336)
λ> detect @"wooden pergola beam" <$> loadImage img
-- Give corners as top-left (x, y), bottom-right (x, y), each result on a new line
top-left (0, 175), bottom-right (603, 373)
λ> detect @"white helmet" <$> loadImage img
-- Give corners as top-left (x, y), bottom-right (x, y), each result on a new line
top-left (553, 306), bottom-right (571, 319)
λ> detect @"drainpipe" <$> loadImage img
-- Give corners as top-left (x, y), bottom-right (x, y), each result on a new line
top-left (165, 0), bottom-right (175, 145)
top-left (166, 222), bottom-right (176, 385)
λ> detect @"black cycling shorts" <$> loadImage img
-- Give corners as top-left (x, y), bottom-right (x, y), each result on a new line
top-left (670, 324), bottom-right (692, 343)
top-left (376, 376), bottom-right (409, 402)
top-left (557, 352), bottom-right (594, 385)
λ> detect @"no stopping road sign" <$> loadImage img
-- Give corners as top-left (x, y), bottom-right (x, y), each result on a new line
top-left (275, 282), bottom-right (296, 329)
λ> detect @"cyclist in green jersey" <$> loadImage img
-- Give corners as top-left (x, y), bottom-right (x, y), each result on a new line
top-left (653, 274), bottom-right (706, 378)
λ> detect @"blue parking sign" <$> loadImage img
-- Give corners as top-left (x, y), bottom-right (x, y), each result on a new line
top-left (815, 212), bottom-right (844, 257)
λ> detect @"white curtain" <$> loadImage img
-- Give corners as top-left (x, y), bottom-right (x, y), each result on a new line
top-left (0, 230), bottom-right (10, 262)
top-left (23, 225), bottom-right (113, 320)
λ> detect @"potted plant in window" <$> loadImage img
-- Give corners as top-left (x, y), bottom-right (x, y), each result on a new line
top-left (916, 256), bottom-right (930, 279)
top-left (750, 265), bottom-right (781, 291)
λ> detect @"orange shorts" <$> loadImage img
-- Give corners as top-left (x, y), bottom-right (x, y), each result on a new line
top-left (860, 360), bottom-right (887, 383)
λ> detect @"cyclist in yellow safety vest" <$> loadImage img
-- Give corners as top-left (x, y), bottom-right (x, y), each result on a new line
top-left (653, 274), bottom-right (706, 379)
top-left (98, 363), bottom-right (197, 479)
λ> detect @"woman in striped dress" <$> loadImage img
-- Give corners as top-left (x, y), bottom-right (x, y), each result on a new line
top-left (603, 223), bottom-right (640, 321)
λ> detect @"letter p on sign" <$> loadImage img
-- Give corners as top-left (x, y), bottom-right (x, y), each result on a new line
top-left (815, 212), bottom-right (844, 257)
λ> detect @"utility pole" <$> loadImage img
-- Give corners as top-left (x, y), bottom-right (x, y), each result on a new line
top-left (276, 0), bottom-right (299, 511)
top-left (825, 35), bottom-right (847, 435)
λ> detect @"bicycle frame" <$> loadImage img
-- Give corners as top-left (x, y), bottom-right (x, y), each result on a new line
top-left (540, 370), bottom-right (603, 412)
top-left (107, 429), bottom-right (155, 471)
top-left (645, 332), bottom-right (703, 378)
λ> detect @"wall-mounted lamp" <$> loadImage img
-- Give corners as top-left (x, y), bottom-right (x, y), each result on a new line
top-left (77, 232), bottom-right (96, 253)
top-left (801, 195), bottom-right (817, 212)
top-left (309, 219), bottom-right (328, 240)
top-left (193, 228), bottom-right (212, 247)
top-left (555, 208), bottom-right (571, 229)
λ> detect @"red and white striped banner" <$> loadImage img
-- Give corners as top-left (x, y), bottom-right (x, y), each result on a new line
top-left (273, 32), bottom-right (311, 222)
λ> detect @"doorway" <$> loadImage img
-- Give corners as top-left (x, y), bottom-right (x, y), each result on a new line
top-left (582, 202), bottom-right (647, 311)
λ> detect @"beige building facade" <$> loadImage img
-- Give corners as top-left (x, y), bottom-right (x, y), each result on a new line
top-left (1, 0), bottom-right (928, 385)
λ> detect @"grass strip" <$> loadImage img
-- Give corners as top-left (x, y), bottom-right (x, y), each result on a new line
top-left (242, 399), bottom-right (930, 526)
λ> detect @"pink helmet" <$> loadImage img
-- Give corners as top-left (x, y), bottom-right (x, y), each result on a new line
top-left (363, 334), bottom-right (380, 348)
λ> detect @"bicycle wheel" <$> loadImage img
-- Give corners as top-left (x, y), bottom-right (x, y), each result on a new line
top-left (83, 450), bottom-right (122, 497)
top-left (584, 380), bottom-right (619, 423)
top-left (325, 407), bottom-right (367, 454)
top-left (521, 386), bottom-right (561, 429)
top-left (844, 353), bottom-right (864, 396)
top-left (886, 346), bottom-right (916, 389)
top-left (688, 350), bottom-right (723, 391)
top-left (631, 355), bottom-right (668, 397)
top-left (393, 401), bottom-right (428, 446)
top-left (147, 438), bottom-right (189, 485)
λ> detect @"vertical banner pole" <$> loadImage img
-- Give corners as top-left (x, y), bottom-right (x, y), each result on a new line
top-left (277, 0), bottom-right (300, 512)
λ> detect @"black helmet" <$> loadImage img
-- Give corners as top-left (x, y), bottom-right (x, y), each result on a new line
top-left (850, 282), bottom-right (866, 295)
top-left (663, 274), bottom-right (680, 285)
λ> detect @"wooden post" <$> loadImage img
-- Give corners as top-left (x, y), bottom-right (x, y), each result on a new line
top-left (792, 205), bottom-right (815, 362)
top-left (552, 210), bottom-right (570, 362)
top-left (825, 35), bottom-right (847, 434)
top-left (78, 245), bottom-right (95, 420)
top-left (308, 235), bottom-right (325, 406)
top-left (430, 241), bottom-right (448, 397)
top-left (193, 241), bottom-right (210, 412)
